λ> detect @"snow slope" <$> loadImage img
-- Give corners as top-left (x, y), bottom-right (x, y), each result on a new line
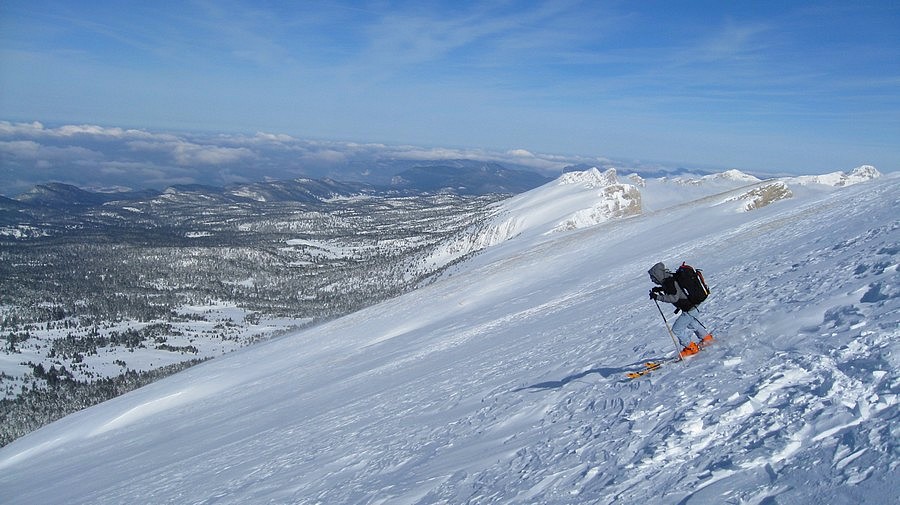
top-left (0, 170), bottom-right (897, 504)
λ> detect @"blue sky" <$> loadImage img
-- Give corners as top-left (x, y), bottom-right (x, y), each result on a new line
top-left (1, 0), bottom-right (898, 175)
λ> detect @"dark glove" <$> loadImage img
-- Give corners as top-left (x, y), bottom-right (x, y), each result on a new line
top-left (649, 290), bottom-right (658, 300)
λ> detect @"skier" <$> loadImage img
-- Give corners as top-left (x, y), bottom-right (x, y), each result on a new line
top-left (648, 262), bottom-right (713, 357)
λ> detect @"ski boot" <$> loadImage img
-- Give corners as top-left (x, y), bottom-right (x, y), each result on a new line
top-left (679, 341), bottom-right (701, 358)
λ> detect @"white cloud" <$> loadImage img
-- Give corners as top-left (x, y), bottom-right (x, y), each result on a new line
top-left (126, 139), bottom-right (254, 165)
top-left (0, 121), bottom-right (46, 136)
top-left (0, 139), bottom-right (41, 158)
top-left (0, 139), bottom-right (101, 162)
top-left (507, 149), bottom-right (536, 158)
top-left (254, 131), bottom-right (295, 143)
top-left (56, 124), bottom-right (128, 137)
top-left (0, 120), bottom-right (176, 142)
top-left (170, 142), bottom-right (254, 165)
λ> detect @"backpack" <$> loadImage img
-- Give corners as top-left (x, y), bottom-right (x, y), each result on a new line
top-left (672, 262), bottom-right (710, 311)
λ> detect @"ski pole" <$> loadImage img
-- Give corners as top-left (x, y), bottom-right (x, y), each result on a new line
top-left (654, 299), bottom-right (683, 361)
top-left (686, 309), bottom-right (710, 333)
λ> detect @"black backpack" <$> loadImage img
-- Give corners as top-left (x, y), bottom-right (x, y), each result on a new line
top-left (672, 262), bottom-right (710, 311)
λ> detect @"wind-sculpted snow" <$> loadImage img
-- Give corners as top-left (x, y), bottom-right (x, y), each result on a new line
top-left (0, 171), bottom-right (897, 504)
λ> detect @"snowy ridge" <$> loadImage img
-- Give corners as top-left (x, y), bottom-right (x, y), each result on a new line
top-left (662, 169), bottom-right (760, 187)
top-left (427, 167), bottom-right (779, 267)
top-left (701, 168), bottom-right (762, 184)
top-left (423, 168), bottom-right (641, 266)
top-left (789, 165), bottom-right (881, 187)
top-left (716, 165), bottom-right (881, 213)
top-left (549, 169), bottom-right (641, 233)
top-left (493, 167), bottom-right (641, 239)
top-left (0, 171), bottom-right (897, 504)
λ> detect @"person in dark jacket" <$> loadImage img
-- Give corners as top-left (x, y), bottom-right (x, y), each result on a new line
top-left (648, 262), bottom-right (712, 356)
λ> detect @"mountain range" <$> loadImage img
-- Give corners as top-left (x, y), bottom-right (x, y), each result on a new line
top-left (6, 162), bottom-right (552, 210)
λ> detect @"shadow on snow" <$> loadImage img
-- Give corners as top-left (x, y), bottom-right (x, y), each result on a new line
top-left (514, 358), bottom-right (667, 392)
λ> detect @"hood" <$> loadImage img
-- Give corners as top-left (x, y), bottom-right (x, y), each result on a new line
top-left (648, 262), bottom-right (668, 284)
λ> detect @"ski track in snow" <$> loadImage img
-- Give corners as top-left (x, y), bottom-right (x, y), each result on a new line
top-left (0, 174), bottom-right (898, 504)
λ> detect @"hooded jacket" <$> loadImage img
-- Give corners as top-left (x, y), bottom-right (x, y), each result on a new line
top-left (648, 262), bottom-right (690, 307)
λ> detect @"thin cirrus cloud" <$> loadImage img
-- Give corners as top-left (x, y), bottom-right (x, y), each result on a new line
top-left (0, 2), bottom-right (897, 177)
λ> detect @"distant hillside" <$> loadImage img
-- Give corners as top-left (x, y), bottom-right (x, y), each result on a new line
top-left (389, 162), bottom-right (551, 195)
top-left (12, 165), bottom-right (549, 210)
top-left (15, 182), bottom-right (119, 208)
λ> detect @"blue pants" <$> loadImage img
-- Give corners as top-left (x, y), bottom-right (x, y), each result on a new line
top-left (671, 307), bottom-right (707, 346)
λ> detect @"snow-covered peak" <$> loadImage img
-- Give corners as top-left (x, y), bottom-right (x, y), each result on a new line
top-left (485, 168), bottom-right (640, 238)
top-left (703, 169), bottom-right (761, 183)
top-left (420, 169), bottom-right (641, 265)
top-left (791, 165), bottom-right (882, 187)
top-left (847, 165), bottom-right (882, 182)
top-left (667, 169), bottom-right (760, 186)
top-left (557, 167), bottom-right (619, 188)
top-left (548, 172), bottom-right (641, 233)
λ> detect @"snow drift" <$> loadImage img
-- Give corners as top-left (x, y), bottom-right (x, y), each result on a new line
top-left (0, 167), bottom-right (897, 504)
